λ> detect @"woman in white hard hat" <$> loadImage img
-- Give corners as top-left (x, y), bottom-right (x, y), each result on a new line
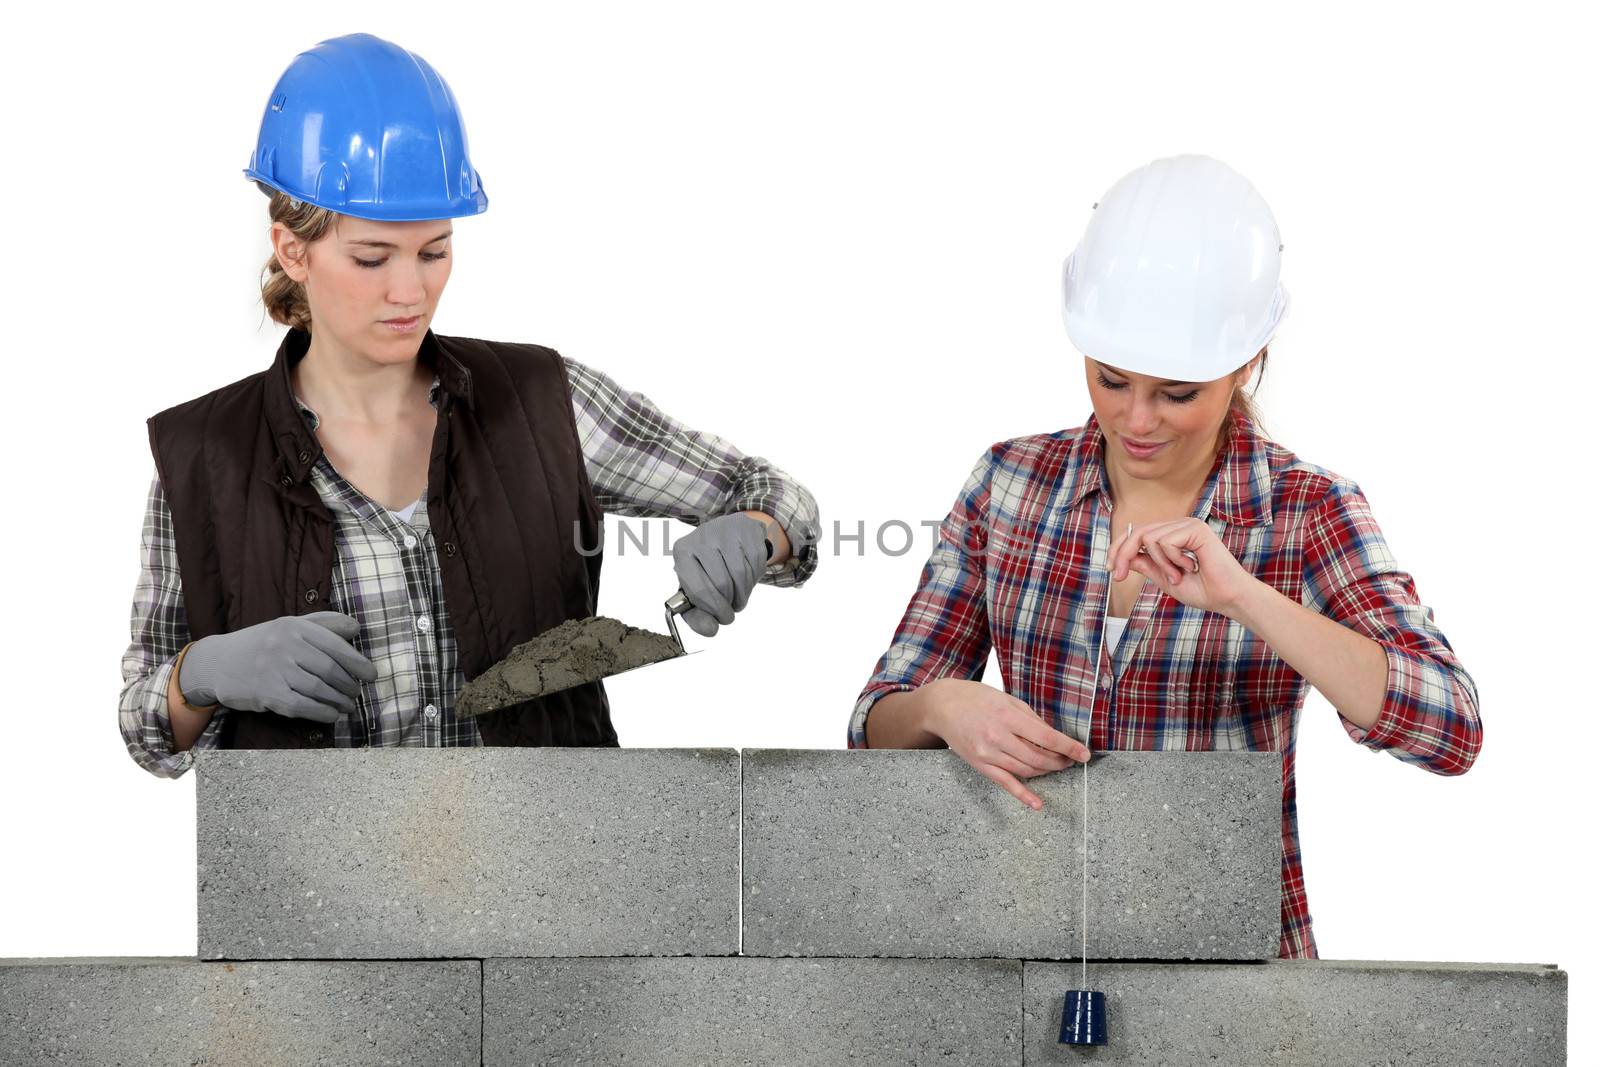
top-left (847, 153), bottom-right (1481, 958)
top-left (118, 32), bottom-right (820, 778)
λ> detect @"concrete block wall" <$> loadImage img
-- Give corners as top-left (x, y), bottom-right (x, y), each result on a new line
top-left (1, 750), bottom-right (1569, 1064)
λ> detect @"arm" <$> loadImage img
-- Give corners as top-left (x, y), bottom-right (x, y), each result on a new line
top-left (118, 472), bottom-right (228, 778)
top-left (1232, 479), bottom-right (1481, 776)
top-left (849, 445), bottom-right (1000, 749)
top-left (565, 356), bottom-right (821, 587)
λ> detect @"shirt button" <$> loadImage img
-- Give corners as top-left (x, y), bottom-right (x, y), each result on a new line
top-left (416, 616), bottom-right (431, 633)
top-left (1100, 672), bottom-right (1113, 688)
top-left (424, 704), bottom-right (438, 720)
top-left (403, 535), bottom-right (418, 550)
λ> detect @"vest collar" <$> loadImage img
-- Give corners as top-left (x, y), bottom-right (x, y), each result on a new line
top-left (264, 326), bottom-right (475, 485)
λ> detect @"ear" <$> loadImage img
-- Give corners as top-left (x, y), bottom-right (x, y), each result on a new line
top-left (269, 222), bottom-right (310, 284)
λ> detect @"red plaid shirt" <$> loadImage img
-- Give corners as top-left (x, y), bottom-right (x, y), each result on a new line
top-left (849, 412), bottom-right (1482, 958)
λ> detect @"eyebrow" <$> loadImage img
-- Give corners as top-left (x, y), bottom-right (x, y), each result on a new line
top-left (1095, 362), bottom-right (1198, 387)
top-left (346, 230), bottom-right (453, 249)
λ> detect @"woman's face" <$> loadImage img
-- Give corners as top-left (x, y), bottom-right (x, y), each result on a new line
top-left (1085, 352), bottom-right (1259, 486)
top-left (273, 213), bottom-right (454, 362)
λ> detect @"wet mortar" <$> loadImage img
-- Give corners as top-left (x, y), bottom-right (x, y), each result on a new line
top-left (455, 615), bottom-right (683, 716)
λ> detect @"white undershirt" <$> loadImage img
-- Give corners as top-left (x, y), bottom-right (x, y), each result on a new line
top-left (1104, 614), bottom-right (1130, 654)
top-left (386, 498), bottom-right (421, 524)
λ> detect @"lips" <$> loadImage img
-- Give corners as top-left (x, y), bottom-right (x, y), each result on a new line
top-left (383, 316), bottom-right (419, 325)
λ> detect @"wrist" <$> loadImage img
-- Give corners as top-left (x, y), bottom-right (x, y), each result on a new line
top-left (175, 638), bottom-right (221, 710)
top-left (1223, 575), bottom-right (1276, 629)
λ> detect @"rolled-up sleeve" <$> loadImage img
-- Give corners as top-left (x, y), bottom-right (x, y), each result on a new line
top-left (118, 472), bottom-right (228, 779)
top-left (1300, 478), bottom-right (1482, 775)
top-left (848, 443), bottom-right (1001, 748)
top-left (565, 357), bottom-right (821, 588)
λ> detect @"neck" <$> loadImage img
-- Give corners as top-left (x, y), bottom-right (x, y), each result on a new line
top-left (290, 329), bottom-right (431, 424)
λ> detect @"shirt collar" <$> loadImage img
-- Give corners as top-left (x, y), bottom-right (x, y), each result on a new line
top-left (264, 326), bottom-right (473, 485)
top-left (1063, 411), bottom-right (1274, 527)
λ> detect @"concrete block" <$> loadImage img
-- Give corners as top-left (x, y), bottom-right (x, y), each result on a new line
top-left (197, 748), bottom-right (739, 959)
top-left (0, 956), bottom-right (479, 1065)
top-left (742, 749), bottom-right (1280, 959)
top-left (484, 956), bottom-right (1022, 1065)
top-left (1023, 960), bottom-right (1567, 1065)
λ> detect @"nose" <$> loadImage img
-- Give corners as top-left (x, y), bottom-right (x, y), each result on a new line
top-left (387, 262), bottom-right (428, 311)
top-left (1126, 389), bottom-right (1162, 435)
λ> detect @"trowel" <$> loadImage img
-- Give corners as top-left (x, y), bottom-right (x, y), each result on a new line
top-left (452, 589), bottom-right (703, 717)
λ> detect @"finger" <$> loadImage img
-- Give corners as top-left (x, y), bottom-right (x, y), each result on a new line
top-left (1000, 694), bottom-right (1091, 762)
top-left (733, 531), bottom-right (766, 606)
top-left (287, 665), bottom-right (356, 715)
top-left (299, 624), bottom-right (379, 684)
top-left (300, 611), bottom-right (361, 640)
top-left (677, 552), bottom-right (735, 624)
top-left (721, 543), bottom-right (757, 613)
top-left (682, 605), bottom-right (720, 638)
top-left (1110, 522), bottom-right (1136, 579)
top-left (994, 733), bottom-right (1076, 776)
top-left (297, 645), bottom-right (362, 699)
top-left (1011, 712), bottom-right (1092, 762)
top-left (974, 762), bottom-right (1044, 810)
top-left (1145, 538), bottom-right (1187, 585)
top-left (270, 680), bottom-right (342, 724)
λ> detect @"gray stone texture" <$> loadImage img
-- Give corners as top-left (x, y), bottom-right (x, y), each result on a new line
top-left (0, 956), bottom-right (479, 1066)
top-left (483, 956), bottom-right (1021, 1065)
top-left (1023, 960), bottom-right (1568, 1065)
top-left (196, 748), bottom-right (739, 959)
top-left (742, 749), bottom-right (1280, 959)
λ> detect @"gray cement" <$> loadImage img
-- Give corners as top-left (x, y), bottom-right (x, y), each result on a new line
top-left (456, 615), bottom-right (682, 715)
top-left (196, 748), bottom-right (740, 959)
top-left (742, 749), bottom-right (1281, 960)
top-left (1022, 959), bottom-right (1568, 1065)
top-left (483, 956), bottom-right (1022, 1065)
top-left (0, 957), bottom-right (480, 1066)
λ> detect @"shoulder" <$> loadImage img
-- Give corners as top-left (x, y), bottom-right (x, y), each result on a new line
top-left (1255, 433), bottom-right (1371, 529)
top-left (146, 367), bottom-right (270, 446)
top-left (948, 427), bottom-right (1080, 514)
top-left (431, 331), bottom-right (565, 381)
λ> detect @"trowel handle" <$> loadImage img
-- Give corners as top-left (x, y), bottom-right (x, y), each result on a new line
top-left (664, 590), bottom-right (692, 651)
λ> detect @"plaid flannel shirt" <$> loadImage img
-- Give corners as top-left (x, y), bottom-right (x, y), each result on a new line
top-left (848, 412), bottom-right (1481, 959)
top-left (121, 356), bottom-right (820, 779)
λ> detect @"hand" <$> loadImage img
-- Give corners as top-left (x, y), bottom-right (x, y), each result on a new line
top-left (178, 611), bottom-right (379, 724)
top-left (1108, 518), bottom-right (1257, 617)
top-left (920, 678), bottom-right (1092, 810)
top-left (672, 513), bottom-right (772, 637)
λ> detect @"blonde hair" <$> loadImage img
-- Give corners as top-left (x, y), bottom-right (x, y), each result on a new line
top-left (256, 183), bottom-right (340, 332)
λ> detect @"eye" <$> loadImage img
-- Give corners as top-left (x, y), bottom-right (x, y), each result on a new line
top-left (353, 251), bottom-right (450, 269)
top-left (1096, 372), bottom-right (1201, 404)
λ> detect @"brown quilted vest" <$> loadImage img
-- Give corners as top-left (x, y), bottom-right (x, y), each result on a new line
top-left (145, 326), bottom-right (616, 748)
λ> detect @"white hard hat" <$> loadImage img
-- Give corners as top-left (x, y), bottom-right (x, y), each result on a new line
top-left (1061, 154), bottom-right (1288, 382)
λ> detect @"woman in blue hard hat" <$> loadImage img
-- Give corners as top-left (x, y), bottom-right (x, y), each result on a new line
top-left (847, 154), bottom-right (1482, 958)
top-left (118, 32), bottom-right (820, 777)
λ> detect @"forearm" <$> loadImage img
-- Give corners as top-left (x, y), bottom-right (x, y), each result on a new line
top-left (862, 689), bottom-right (946, 750)
top-left (167, 642), bottom-right (219, 752)
top-left (1226, 577), bottom-right (1389, 731)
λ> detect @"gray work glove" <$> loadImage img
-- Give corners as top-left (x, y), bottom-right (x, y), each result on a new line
top-left (178, 611), bottom-right (379, 725)
top-left (671, 514), bottom-right (774, 638)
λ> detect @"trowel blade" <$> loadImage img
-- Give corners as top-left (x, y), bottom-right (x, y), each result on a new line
top-left (454, 614), bottom-right (699, 718)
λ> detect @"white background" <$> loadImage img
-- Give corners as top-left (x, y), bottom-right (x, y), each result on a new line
top-left (3, 0), bottom-right (1592, 1056)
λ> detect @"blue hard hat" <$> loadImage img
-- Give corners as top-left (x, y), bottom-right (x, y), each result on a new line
top-left (243, 33), bottom-right (488, 221)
